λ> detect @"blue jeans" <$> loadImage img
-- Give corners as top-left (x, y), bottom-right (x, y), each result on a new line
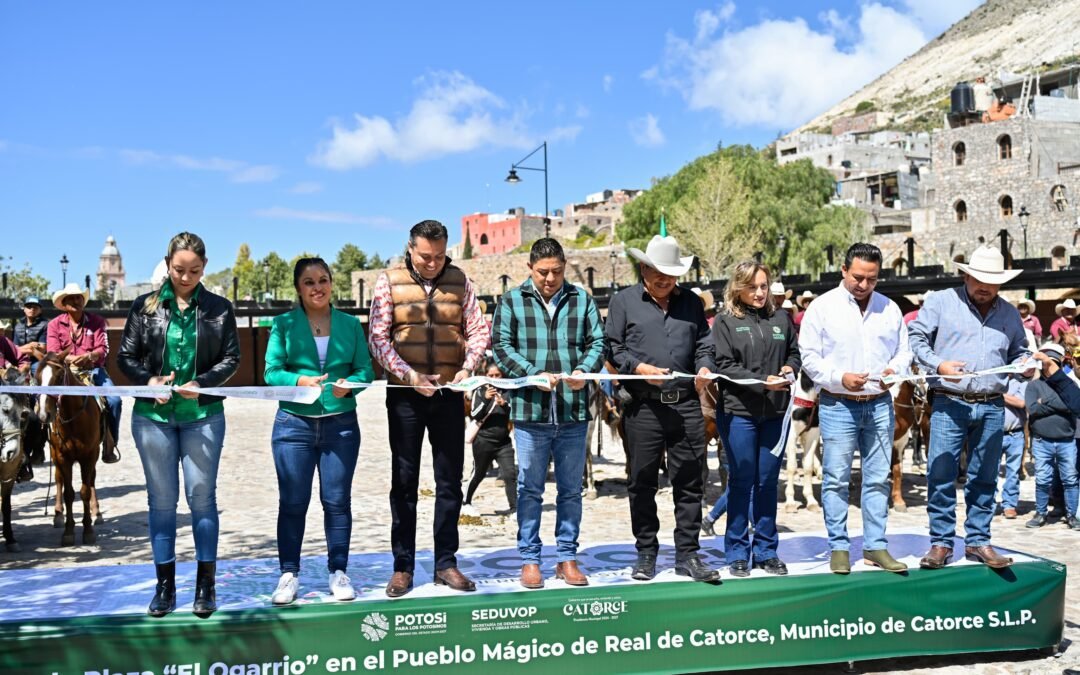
top-left (927, 395), bottom-right (1004, 548)
top-left (719, 414), bottom-right (783, 563)
top-left (514, 421), bottom-right (588, 565)
top-left (998, 431), bottom-right (1026, 511)
top-left (818, 393), bottom-right (894, 552)
top-left (1032, 437), bottom-right (1079, 515)
top-left (92, 367), bottom-right (122, 443)
top-left (708, 489), bottom-right (729, 521)
top-left (132, 412), bottom-right (226, 565)
top-left (272, 410), bottom-right (360, 574)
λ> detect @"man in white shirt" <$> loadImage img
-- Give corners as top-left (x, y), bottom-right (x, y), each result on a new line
top-left (799, 243), bottom-right (912, 575)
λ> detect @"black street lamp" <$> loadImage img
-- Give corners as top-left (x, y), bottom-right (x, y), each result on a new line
top-left (505, 141), bottom-right (550, 238)
top-left (60, 254), bottom-right (69, 287)
top-left (262, 260), bottom-right (271, 301)
top-left (777, 233), bottom-right (788, 274)
top-left (1018, 205), bottom-right (1030, 257)
top-left (609, 251), bottom-right (619, 290)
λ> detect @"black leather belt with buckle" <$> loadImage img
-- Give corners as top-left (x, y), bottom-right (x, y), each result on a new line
top-left (636, 389), bottom-right (688, 405)
top-left (932, 389), bottom-right (1003, 403)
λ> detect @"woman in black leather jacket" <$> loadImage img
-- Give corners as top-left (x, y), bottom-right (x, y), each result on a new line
top-left (118, 232), bottom-right (240, 618)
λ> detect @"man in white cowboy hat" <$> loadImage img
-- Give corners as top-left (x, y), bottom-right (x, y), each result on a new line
top-left (1015, 298), bottom-right (1042, 341)
top-left (910, 245), bottom-right (1034, 570)
top-left (792, 290), bottom-right (816, 333)
top-left (606, 234), bottom-right (718, 582)
top-left (1051, 298), bottom-right (1077, 343)
top-left (46, 282), bottom-right (122, 463)
top-left (769, 282), bottom-right (792, 309)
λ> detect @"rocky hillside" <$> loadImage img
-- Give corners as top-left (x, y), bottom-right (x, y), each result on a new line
top-left (794, 0), bottom-right (1080, 134)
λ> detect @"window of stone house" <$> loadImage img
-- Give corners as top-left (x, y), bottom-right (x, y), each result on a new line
top-left (999, 195), bottom-right (1014, 217)
top-left (1052, 185), bottom-right (1069, 212)
top-left (998, 134), bottom-right (1012, 160)
top-left (480, 234), bottom-right (489, 245)
top-left (955, 200), bottom-right (968, 223)
top-left (953, 142), bottom-right (966, 166)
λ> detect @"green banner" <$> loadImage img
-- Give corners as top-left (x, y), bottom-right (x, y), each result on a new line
top-left (0, 560), bottom-right (1064, 675)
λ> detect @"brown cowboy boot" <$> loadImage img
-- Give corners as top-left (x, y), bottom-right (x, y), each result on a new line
top-left (101, 414), bottom-right (120, 464)
top-left (965, 545), bottom-right (1013, 569)
top-left (520, 564), bottom-right (544, 589)
top-left (555, 560), bottom-right (589, 586)
top-left (434, 567), bottom-right (476, 592)
top-left (919, 545), bottom-right (952, 569)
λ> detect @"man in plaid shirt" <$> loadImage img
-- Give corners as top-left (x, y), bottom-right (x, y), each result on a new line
top-left (491, 238), bottom-right (605, 589)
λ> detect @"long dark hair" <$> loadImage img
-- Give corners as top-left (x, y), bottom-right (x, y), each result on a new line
top-left (293, 257), bottom-right (333, 311)
top-left (144, 232), bottom-right (207, 315)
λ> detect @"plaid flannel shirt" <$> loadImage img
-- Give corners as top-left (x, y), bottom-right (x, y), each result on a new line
top-left (491, 279), bottom-right (605, 423)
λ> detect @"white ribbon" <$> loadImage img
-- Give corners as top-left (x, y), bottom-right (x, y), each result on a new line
top-left (0, 384), bottom-right (322, 404)
top-left (877, 359), bottom-right (1039, 386)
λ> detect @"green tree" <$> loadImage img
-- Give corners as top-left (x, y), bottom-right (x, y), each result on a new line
top-left (370, 253), bottom-right (385, 269)
top-left (233, 244), bottom-right (260, 300)
top-left (668, 160), bottom-right (754, 279)
top-left (331, 244), bottom-right (369, 299)
top-left (0, 258), bottom-right (51, 300)
top-left (462, 226), bottom-right (474, 260)
top-left (263, 252), bottom-right (292, 300)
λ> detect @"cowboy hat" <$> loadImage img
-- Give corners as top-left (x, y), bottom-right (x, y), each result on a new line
top-left (796, 290), bottom-right (817, 308)
top-left (781, 299), bottom-right (794, 310)
top-left (627, 235), bottom-right (695, 277)
top-left (478, 299), bottom-right (488, 315)
top-left (955, 245), bottom-right (1022, 284)
top-left (1016, 298), bottom-right (1036, 313)
top-left (691, 288), bottom-right (715, 309)
top-left (1055, 298), bottom-right (1077, 316)
top-left (1040, 342), bottom-right (1066, 362)
top-left (52, 283), bottom-right (90, 311)
top-left (770, 282), bottom-right (792, 299)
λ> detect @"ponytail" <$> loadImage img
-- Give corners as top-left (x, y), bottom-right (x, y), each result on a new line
top-left (143, 232), bottom-right (207, 315)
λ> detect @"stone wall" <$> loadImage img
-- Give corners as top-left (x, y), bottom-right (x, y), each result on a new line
top-left (351, 247), bottom-right (640, 305)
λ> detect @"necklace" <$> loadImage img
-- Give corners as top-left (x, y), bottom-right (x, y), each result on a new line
top-left (309, 313), bottom-right (329, 336)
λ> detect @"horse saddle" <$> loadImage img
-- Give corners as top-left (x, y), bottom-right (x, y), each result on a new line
top-left (72, 370), bottom-right (108, 413)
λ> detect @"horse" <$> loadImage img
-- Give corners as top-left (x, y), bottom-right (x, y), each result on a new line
top-left (783, 371), bottom-right (822, 513)
top-left (38, 351), bottom-right (103, 546)
top-left (890, 379), bottom-right (931, 512)
top-left (584, 381), bottom-right (628, 498)
top-left (1, 367), bottom-right (34, 552)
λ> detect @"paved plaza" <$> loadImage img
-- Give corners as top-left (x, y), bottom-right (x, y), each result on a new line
top-left (1, 389), bottom-right (1077, 674)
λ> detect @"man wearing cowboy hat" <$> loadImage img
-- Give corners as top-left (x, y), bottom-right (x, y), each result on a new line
top-left (770, 282), bottom-right (792, 310)
top-left (1023, 343), bottom-right (1080, 531)
top-left (606, 235), bottom-right (718, 582)
top-left (910, 245), bottom-right (1034, 569)
top-left (45, 283), bottom-right (122, 463)
top-left (792, 290), bottom-right (816, 333)
top-left (1051, 299), bottom-right (1077, 343)
top-left (1016, 298), bottom-right (1042, 341)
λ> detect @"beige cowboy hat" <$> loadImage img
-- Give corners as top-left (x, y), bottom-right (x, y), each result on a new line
top-left (1016, 298), bottom-right (1036, 313)
top-left (478, 299), bottom-right (488, 315)
top-left (1055, 298), bottom-right (1077, 316)
top-left (52, 283), bottom-right (90, 311)
top-left (955, 245), bottom-right (1021, 284)
top-left (770, 282), bottom-right (792, 299)
top-left (627, 235), bottom-right (695, 277)
top-left (691, 287), bottom-right (715, 309)
top-left (781, 299), bottom-right (794, 310)
top-left (796, 290), bottom-right (817, 308)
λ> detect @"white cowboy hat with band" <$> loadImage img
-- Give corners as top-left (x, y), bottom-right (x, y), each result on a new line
top-left (954, 245), bottom-right (1021, 284)
top-left (1056, 298), bottom-right (1077, 316)
top-left (770, 282), bottom-right (792, 299)
top-left (1016, 298), bottom-right (1036, 313)
top-left (796, 290), bottom-right (817, 308)
top-left (627, 235), bottom-right (695, 277)
top-left (52, 283), bottom-right (90, 311)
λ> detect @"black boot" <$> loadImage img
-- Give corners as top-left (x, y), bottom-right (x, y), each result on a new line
top-left (147, 561), bottom-right (176, 617)
top-left (192, 561), bottom-right (217, 618)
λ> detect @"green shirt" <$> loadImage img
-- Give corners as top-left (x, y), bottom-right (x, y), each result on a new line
top-left (264, 307), bottom-right (375, 417)
top-left (133, 282), bottom-right (225, 423)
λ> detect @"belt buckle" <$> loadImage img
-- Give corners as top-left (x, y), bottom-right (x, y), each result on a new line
top-left (660, 390), bottom-right (680, 405)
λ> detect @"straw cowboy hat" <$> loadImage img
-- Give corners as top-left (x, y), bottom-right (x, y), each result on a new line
top-left (478, 299), bottom-right (488, 315)
top-left (1016, 298), bottom-right (1036, 313)
top-left (627, 235), bottom-right (695, 277)
top-left (52, 283), bottom-right (89, 311)
top-left (691, 287), bottom-right (715, 309)
top-left (796, 290), bottom-right (817, 309)
top-left (1055, 298), bottom-right (1077, 316)
top-left (770, 282), bottom-right (792, 299)
top-left (781, 299), bottom-right (794, 310)
top-left (954, 245), bottom-right (1021, 285)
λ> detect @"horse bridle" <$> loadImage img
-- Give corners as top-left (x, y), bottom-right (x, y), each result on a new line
top-left (40, 359), bottom-right (95, 427)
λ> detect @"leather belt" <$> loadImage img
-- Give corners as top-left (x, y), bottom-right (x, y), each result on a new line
top-left (931, 389), bottom-right (1003, 403)
top-left (636, 389), bottom-right (691, 405)
top-left (822, 390), bottom-right (889, 403)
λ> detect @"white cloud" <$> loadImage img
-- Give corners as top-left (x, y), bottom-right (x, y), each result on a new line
top-left (549, 125), bottom-right (583, 142)
top-left (289, 181), bottom-right (324, 194)
top-left (311, 71), bottom-right (538, 170)
top-left (899, 0), bottom-right (982, 35)
top-left (819, 9), bottom-right (852, 38)
top-left (629, 114), bottom-right (666, 148)
top-left (254, 206), bottom-right (396, 229)
top-left (575, 104), bottom-right (590, 119)
top-left (694, 3), bottom-right (735, 43)
top-left (119, 149), bottom-right (279, 183)
top-left (650, 2), bottom-right (928, 129)
top-left (603, 74), bottom-right (614, 93)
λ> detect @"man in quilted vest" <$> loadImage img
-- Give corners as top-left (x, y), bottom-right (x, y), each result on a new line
top-left (368, 220), bottom-right (491, 597)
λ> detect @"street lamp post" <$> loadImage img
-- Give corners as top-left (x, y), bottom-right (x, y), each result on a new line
top-left (505, 141), bottom-right (550, 238)
top-left (262, 260), bottom-right (271, 302)
top-left (777, 233), bottom-right (788, 274)
top-left (60, 254), bottom-right (69, 287)
top-left (609, 251), bottom-right (618, 290)
top-left (1018, 205), bottom-right (1030, 257)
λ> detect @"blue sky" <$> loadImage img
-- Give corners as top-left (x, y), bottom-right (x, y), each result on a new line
top-left (0, 0), bottom-right (980, 290)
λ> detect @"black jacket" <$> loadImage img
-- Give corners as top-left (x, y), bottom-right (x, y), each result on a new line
top-left (118, 288), bottom-right (241, 406)
top-left (713, 307), bottom-right (801, 418)
top-left (1025, 378), bottom-right (1076, 440)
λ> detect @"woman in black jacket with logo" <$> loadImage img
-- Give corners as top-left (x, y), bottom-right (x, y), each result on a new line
top-left (712, 261), bottom-right (800, 577)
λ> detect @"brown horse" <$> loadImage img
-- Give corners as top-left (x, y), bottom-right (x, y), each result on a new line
top-left (1, 367), bottom-right (33, 552)
top-left (38, 351), bottom-right (103, 545)
top-left (890, 379), bottom-right (931, 512)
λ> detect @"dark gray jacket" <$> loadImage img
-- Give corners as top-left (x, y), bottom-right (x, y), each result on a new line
top-left (1026, 378), bottom-right (1076, 441)
top-left (713, 307), bottom-right (801, 419)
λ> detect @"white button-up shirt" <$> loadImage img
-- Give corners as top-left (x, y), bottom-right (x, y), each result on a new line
top-left (798, 284), bottom-right (912, 395)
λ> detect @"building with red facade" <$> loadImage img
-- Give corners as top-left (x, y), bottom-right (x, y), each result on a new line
top-left (461, 207), bottom-right (547, 256)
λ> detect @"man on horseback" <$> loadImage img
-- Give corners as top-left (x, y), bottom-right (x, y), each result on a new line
top-left (0, 335), bottom-right (33, 482)
top-left (46, 283), bottom-right (121, 464)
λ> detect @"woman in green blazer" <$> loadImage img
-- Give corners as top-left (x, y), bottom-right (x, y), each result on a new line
top-left (264, 257), bottom-right (374, 605)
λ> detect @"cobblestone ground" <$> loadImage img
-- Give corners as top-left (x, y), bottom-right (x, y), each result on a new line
top-left (1, 390), bottom-right (1077, 675)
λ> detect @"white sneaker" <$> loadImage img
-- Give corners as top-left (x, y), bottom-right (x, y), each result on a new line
top-left (461, 503), bottom-right (481, 517)
top-left (329, 570), bottom-right (356, 601)
top-left (272, 573), bottom-right (299, 605)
